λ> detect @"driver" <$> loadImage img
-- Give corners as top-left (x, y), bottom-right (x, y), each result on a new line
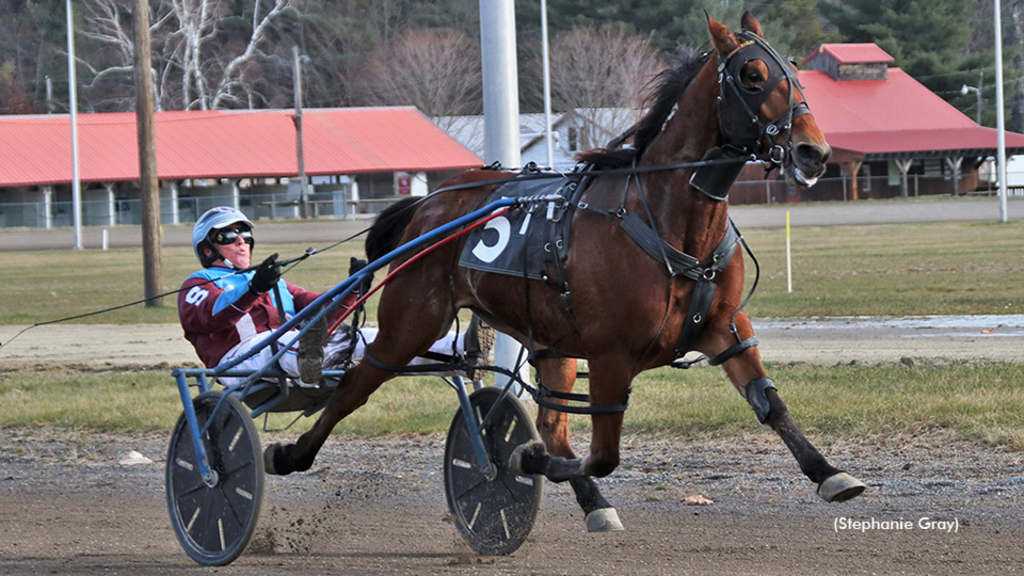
top-left (178, 206), bottom-right (493, 384)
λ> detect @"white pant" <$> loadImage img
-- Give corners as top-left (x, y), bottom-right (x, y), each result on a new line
top-left (219, 327), bottom-right (468, 385)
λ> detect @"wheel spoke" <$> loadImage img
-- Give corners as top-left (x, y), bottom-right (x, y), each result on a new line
top-left (445, 388), bottom-right (542, 556)
top-left (167, 391), bottom-right (263, 566)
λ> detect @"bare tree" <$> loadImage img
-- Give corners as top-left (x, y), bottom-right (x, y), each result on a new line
top-left (79, 0), bottom-right (292, 111)
top-left (548, 25), bottom-right (664, 149)
top-left (357, 28), bottom-right (481, 122)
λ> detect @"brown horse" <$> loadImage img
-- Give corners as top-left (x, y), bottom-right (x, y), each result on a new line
top-left (265, 12), bottom-right (866, 531)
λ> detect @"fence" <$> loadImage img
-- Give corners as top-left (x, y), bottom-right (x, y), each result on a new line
top-left (0, 190), bottom-right (355, 229)
top-left (4, 171), bottom-right (1024, 229)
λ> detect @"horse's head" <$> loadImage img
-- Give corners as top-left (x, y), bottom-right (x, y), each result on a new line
top-left (707, 12), bottom-right (830, 188)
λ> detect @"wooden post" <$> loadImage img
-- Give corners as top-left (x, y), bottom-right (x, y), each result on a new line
top-left (134, 0), bottom-right (162, 307)
top-left (842, 160), bottom-right (862, 201)
top-left (945, 157), bottom-right (963, 196)
top-left (293, 46), bottom-right (309, 219)
top-left (894, 159), bottom-right (913, 198)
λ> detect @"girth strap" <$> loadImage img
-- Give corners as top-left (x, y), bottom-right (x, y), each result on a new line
top-left (676, 277), bottom-right (717, 356)
top-left (619, 212), bottom-right (740, 281)
top-left (618, 211), bottom-right (742, 357)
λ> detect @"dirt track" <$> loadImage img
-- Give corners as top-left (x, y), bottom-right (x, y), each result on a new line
top-left (2, 319), bottom-right (1024, 574)
top-left (2, 426), bottom-right (1023, 576)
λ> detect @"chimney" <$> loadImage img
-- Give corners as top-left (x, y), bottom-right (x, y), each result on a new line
top-left (804, 44), bottom-right (894, 81)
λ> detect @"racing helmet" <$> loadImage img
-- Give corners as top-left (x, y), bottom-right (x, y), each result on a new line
top-left (192, 206), bottom-right (255, 267)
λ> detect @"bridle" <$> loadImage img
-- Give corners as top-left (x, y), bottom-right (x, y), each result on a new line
top-left (715, 30), bottom-right (810, 163)
top-left (689, 30), bottom-right (812, 201)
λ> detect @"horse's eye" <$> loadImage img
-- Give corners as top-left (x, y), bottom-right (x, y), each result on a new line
top-left (744, 69), bottom-right (764, 86)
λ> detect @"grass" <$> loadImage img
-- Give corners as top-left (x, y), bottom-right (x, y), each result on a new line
top-left (3, 217), bottom-right (1024, 444)
top-left (0, 239), bottom-right (371, 325)
top-left (4, 363), bottom-right (1024, 449)
top-left (742, 220), bottom-right (1024, 317)
top-left (3, 219), bottom-right (1024, 325)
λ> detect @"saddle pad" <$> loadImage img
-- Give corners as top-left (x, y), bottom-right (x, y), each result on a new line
top-left (458, 175), bottom-right (573, 280)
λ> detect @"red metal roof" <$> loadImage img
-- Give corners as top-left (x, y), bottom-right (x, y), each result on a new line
top-left (804, 43), bottom-right (895, 65)
top-left (0, 108), bottom-right (482, 187)
top-left (799, 68), bottom-right (1024, 156)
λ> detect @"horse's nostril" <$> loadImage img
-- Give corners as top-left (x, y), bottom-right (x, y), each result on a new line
top-left (796, 143), bottom-right (829, 165)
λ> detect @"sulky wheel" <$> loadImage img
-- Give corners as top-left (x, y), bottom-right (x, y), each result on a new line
top-left (166, 391), bottom-right (264, 566)
top-left (444, 386), bottom-right (544, 556)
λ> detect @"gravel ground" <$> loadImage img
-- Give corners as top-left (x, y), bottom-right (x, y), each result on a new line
top-left (2, 317), bottom-right (1024, 574)
top-left (2, 426), bottom-right (1023, 575)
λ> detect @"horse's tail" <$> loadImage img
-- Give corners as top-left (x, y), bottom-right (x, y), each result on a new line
top-left (365, 196), bottom-right (421, 262)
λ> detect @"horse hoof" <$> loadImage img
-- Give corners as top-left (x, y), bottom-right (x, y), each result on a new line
top-left (263, 444), bottom-right (282, 476)
top-left (508, 441), bottom-right (546, 475)
top-left (585, 508), bottom-right (624, 532)
top-left (817, 472), bottom-right (866, 502)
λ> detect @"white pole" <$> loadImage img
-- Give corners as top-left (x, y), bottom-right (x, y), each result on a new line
top-left (995, 0), bottom-right (1009, 223)
top-left (66, 0), bottom-right (83, 250)
top-left (541, 0), bottom-right (555, 169)
top-left (786, 210), bottom-right (792, 293)
top-left (479, 0), bottom-right (520, 168)
top-left (479, 0), bottom-right (530, 395)
top-left (102, 229), bottom-right (109, 251)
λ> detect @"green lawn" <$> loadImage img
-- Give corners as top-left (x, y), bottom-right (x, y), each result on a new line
top-left (4, 363), bottom-right (1024, 449)
top-left (3, 219), bottom-right (1023, 325)
top-left (2, 217), bottom-right (1024, 443)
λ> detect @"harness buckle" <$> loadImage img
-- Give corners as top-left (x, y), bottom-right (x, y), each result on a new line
top-left (769, 145), bottom-right (786, 165)
top-left (765, 124), bottom-right (780, 137)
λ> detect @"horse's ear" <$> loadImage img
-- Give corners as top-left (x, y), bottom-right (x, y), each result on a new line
top-left (741, 11), bottom-right (765, 39)
top-left (707, 12), bottom-right (739, 55)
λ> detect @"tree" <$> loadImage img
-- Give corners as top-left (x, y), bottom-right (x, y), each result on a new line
top-left (356, 28), bottom-right (482, 121)
top-left (0, 60), bottom-right (34, 114)
top-left (78, 0), bottom-right (293, 111)
top-left (545, 25), bottom-right (664, 149)
top-left (819, 0), bottom-right (974, 93)
top-left (0, 0), bottom-right (69, 114)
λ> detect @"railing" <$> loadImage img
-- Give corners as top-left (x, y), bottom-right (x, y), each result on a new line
top-left (3, 171), bottom-right (1024, 229)
top-left (0, 191), bottom-right (357, 229)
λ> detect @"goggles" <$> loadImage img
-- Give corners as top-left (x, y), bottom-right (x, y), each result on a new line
top-left (210, 227), bottom-right (253, 246)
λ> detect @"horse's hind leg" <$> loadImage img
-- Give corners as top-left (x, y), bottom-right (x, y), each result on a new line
top-left (717, 340), bottom-right (866, 502)
top-left (266, 287), bottom-right (453, 476)
top-left (533, 358), bottom-right (624, 532)
top-left (512, 357), bottom-right (630, 520)
top-left (264, 360), bottom-right (395, 475)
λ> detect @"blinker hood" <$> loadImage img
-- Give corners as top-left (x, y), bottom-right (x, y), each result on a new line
top-left (717, 31), bottom-right (800, 147)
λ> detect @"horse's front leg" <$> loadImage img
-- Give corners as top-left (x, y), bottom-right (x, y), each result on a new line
top-left (531, 357), bottom-right (624, 532)
top-left (710, 322), bottom-right (866, 502)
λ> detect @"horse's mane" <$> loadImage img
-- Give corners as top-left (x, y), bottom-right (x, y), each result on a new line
top-left (576, 50), bottom-right (712, 170)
